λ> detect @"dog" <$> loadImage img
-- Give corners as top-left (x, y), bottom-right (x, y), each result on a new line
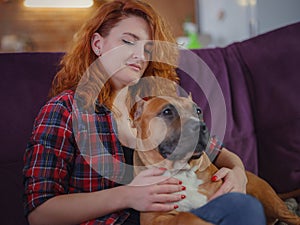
top-left (130, 95), bottom-right (300, 225)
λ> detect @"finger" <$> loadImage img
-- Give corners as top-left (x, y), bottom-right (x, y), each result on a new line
top-left (135, 175), bottom-right (169, 186)
top-left (138, 168), bottom-right (182, 185)
top-left (209, 181), bottom-right (233, 200)
top-left (211, 168), bottom-right (230, 181)
top-left (154, 184), bottom-right (184, 194)
top-left (159, 177), bottom-right (182, 185)
top-left (132, 168), bottom-right (169, 186)
top-left (147, 203), bottom-right (178, 212)
top-left (153, 193), bottom-right (184, 203)
top-left (231, 185), bottom-right (247, 194)
top-left (139, 167), bottom-right (167, 177)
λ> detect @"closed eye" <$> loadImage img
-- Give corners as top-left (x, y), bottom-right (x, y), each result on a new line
top-left (122, 39), bottom-right (135, 45)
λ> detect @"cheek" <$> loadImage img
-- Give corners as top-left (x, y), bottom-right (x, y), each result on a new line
top-left (100, 48), bottom-right (131, 76)
top-left (141, 62), bottom-right (150, 74)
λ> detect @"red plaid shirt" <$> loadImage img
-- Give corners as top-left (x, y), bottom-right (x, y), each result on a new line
top-left (23, 90), bottom-right (222, 225)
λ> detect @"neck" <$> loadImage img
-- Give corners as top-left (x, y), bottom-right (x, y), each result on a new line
top-left (111, 86), bottom-right (129, 118)
top-left (112, 86), bottom-right (137, 149)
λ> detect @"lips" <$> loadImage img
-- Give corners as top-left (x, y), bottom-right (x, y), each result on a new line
top-left (127, 63), bottom-right (142, 71)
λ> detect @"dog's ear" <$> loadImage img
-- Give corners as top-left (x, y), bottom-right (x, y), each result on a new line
top-left (129, 97), bottom-right (146, 127)
top-left (188, 92), bottom-right (193, 100)
top-left (133, 100), bottom-right (145, 120)
top-left (135, 95), bottom-right (143, 102)
top-left (190, 152), bottom-right (212, 172)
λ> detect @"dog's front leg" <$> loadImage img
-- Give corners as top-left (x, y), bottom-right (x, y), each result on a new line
top-left (140, 211), bottom-right (214, 225)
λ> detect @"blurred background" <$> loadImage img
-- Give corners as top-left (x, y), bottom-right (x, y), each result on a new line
top-left (0, 0), bottom-right (300, 52)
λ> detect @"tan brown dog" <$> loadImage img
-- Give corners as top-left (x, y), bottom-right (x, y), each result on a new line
top-left (130, 95), bottom-right (300, 225)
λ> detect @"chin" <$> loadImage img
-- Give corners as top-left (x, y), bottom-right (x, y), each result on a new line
top-left (127, 77), bottom-right (140, 86)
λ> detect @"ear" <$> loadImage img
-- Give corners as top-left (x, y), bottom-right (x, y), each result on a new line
top-left (188, 92), bottom-right (193, 100)
top-left (197, 152), bottom-right (213, 172)
top-left (135, 95), bottom-right (142, 102)
top-left (91, 33), bottom-right (103, 56)
top-left (130, 97), bottom-right (146, 126)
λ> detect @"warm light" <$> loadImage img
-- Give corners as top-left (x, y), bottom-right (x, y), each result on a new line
top-left (24, 0), bottom-right (93, 8)
top-left (236, 0), bottom-right (256, 6)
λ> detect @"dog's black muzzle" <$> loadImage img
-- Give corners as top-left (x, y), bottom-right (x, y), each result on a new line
top-left (158, 116), bottom-right (210, 161)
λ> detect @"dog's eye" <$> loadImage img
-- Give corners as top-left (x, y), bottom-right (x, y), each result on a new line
top-left (163, 108), bottom-right (172, 116)
top-left (196, 107), bottom-right (202, 115)
top-left (158, 104), bottom-right (177, 119)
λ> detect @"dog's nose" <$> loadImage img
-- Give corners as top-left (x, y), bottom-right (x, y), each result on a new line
top-left (158, 116), bottom-right (211, 161)
top-left (181, 117), bottom-right (210, 159)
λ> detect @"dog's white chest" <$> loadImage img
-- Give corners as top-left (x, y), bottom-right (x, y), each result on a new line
top-left (164, 166), bottom-right (207, 212)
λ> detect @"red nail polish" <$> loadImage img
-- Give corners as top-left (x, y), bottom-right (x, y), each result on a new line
top-left (159, 167), bottom-right (167, 171)
top-left (181, 186), bottom-right (186, 191)
top-left (181, 195), bottom-right (186, 199)
top-left (211, 175), bottom-right (218, 182)
top-left (174, 204), bottom-right (179, 209)
top-left (178, 180), bottom-right (182, 185)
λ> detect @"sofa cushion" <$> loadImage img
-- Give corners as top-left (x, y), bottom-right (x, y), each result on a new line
top-left (236, 22), bottom-right (300, 194)
top-left (178, 22), bottom-right (300, 197)
top-left (0, 52), bottom-right (63, 225)
top-left (177, 45), bottom-right (258, 174)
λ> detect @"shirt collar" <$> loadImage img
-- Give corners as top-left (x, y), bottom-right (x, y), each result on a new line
top-left (95, 100), bottom-right (111, 115)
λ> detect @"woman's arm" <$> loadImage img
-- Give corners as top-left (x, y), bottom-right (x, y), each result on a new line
top-left (28, 167), bottom-right (184, 225)
top-left (28, 186), bottom-right (127, 225)
top-left (209, 147), bottom-right (248, 200)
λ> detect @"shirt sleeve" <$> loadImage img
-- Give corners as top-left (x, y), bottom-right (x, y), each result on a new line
top-left (23, 97), bottom-right (75, 217)
top-left (205, 135), bottom-right (223, 163)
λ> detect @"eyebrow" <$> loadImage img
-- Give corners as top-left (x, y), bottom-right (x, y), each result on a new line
top-left (123, 32), bottom-right (140, 40)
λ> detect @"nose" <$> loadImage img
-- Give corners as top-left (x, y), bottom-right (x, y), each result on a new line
top-left (132, 42), bottom-right (147, 61)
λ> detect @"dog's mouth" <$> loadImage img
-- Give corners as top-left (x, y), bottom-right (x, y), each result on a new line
top-left (190, 151), bottom-right (204, 160)
top-left (158, 119), bottom-right (209, 161)
top-left (158, 135), bottom-right (180, 160)
top-left (158, 143), bottom-right (204, 161)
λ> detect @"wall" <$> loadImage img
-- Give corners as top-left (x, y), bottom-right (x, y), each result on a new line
top-left (198, 0), bottom-right (255, 47)
top-left (257, 0), bottom-right (300, 34)
top-left (0, 0), bottom-right (195, 52)
top-left (197, 0), bottom-right (300, 47)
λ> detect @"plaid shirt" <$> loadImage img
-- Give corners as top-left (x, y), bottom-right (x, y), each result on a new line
top-left (23, 90), bottom-right (222, 225)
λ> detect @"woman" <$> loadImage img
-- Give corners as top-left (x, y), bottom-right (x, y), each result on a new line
top-left (23, 0), bottom-right (266, 225)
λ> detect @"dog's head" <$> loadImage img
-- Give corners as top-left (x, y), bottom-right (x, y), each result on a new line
top-left (130, 95), bottom-right (210, 167)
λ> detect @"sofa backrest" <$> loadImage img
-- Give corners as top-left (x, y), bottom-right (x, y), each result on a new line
top-left (0, 52), bottom-right (63, 225)
top-left (0, 22), bottom-right (299, 224)
top-left (177, 45), bottom-right (258, 174)
top-left (180, 22), bottom-right (300, 196)
top-left (177, 22), bottom-right (300, 196)
top-left (236, 22), bottom-right (300, 194)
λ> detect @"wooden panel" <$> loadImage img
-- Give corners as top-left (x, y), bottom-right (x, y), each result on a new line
top-left (0, 0), bottom-right (195, 52)
top-left (147, 0), bottom-right (196, 37)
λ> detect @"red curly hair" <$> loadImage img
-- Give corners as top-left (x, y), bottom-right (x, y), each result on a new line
top-left (50, 0), bottom-right (179, 110)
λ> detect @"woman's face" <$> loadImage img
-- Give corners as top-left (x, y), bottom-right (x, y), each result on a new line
top-left (92, 15), bottom-right (152, 91)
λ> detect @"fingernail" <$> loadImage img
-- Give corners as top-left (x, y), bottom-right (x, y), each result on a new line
top-left (211, 175), bottom-right (218, 182)
top-left (174, 204), bottom-right (179, 209)
top-left (178, 180), bottom-right (182, 185)
top-left (181, 186), bottom-right (186, 191)
top-left (159, 167), bottom-right (167, 171)
top-left (181, 195), bottom-right (186, 199)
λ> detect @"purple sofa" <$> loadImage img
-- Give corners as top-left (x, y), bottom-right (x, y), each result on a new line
top-left (1, 22), bottom-right (299, 225)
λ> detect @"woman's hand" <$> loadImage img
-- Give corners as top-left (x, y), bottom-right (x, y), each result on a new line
top-left (210, 148), bottom-right (248, 200)
top-left (125, 167), bottom-right (185, 212)
top-left (209, 166), bottom-right (247, 200)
